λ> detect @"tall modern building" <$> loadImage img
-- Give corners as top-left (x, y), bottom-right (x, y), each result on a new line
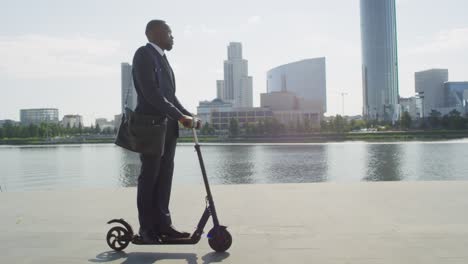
top-left (220, 42), bottom-right (253, 108)
top-left (216, 80), bottom-right (225, 99)
top-left (415, 69), bottom-right (448, 117)
top-left (20, 108), bottom-right (59, 125)
top-left (266, 58), bottom-right (327, 114)
top-left (121, 63), bottom-right (137, 113)
top-left (360, 0), bottom-right (399, 121)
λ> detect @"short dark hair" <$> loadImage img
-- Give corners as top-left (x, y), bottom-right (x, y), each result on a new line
top-left (145, 20), bottom-right (166, 36)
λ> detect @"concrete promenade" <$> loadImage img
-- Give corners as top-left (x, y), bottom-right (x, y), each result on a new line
top-left (1, 182), bottom-right (468, 263)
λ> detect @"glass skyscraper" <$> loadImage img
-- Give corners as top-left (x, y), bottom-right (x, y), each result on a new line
top-left (360, 0), bottom-right (399, 121)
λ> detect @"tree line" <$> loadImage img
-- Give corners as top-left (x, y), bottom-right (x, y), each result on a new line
top-left (199, 109), bottom-right (468, 137)
top-left (5, 109), bottom-right (466, 139)
top-left (322, 109), bottom-right (468, 132)
top-left (418, 109), bottom-right (468, 130)
top-left (0, 121), bottom-right (115, 139)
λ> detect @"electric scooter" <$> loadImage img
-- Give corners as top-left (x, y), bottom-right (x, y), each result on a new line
top-left (105, 123), bottom-right (232, 252)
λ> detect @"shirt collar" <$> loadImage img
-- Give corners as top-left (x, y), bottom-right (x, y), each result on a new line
top-left (148, 42), bottom-right (165, 56)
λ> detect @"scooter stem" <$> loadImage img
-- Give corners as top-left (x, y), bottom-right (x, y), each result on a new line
top-left (192, 128), bottom-right (199, 145)
top-left (191, 125), bottom-right (220, 227)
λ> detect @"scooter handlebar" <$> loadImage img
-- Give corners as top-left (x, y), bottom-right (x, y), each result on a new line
top-left (191, 118), bottom-right (200, 145)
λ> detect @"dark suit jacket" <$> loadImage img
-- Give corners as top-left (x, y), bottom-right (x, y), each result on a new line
top-left (132, 43), bottom-right (191, 137)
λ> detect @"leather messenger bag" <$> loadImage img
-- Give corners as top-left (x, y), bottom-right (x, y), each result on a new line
top-left (115, 108), bottom-right (167, 156)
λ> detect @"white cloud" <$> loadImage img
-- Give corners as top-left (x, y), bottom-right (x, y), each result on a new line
top-left (0, 35), bottom-right (121, 79)
top-left (183, 25), bottom-right (194, 38)
top-left (182, 24), bottom-right (217, 38)
top-left (201, 24), bottom-right (217, 34)
top-left (248, 16), bottom-right (262, 24)
top-left (407, 28), bottom-right (468, 55)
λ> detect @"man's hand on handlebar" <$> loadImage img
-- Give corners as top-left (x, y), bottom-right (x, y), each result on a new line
top-left (179, 115), bottom-right (202, 129)
top-left (194, 119), bottom-right (202, 129)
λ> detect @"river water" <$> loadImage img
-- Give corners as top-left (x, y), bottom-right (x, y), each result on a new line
top-left (1, 140), bottom-right (468, 191)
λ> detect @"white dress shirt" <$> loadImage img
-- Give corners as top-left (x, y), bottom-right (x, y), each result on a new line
top-left (148, 42), bottom-right (165, 56)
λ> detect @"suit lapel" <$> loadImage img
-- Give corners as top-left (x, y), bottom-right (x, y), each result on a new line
top-left (146, 44), bottom-right (175, 90)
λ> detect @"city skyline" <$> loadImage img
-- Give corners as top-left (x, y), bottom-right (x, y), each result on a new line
top-left (1, 0), bottom-right (468, 125)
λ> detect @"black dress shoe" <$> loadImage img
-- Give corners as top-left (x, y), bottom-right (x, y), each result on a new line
top-left (157, 225), bottom-right (190, 239)
top-left (137, 229), bottom-right (160, 244)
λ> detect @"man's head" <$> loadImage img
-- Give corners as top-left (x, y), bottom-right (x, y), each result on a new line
top-left (145, 20), bottom-right (174, 51)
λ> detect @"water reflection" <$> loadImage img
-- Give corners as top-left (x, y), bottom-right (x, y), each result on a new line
top-left (210, 145), bottom-right (256, 184)
top-left (19, 146), bottom-right (61, 190)
top-left (326, 143), bottom-right (367, 181)
top-left (119, 150), bottom-right (140, 187)
top-left (364, 144), bottom-right (402, 181)
top-left (417, 142), bottom-right (461, 181)
top-left (3, 141), bottom-right (468, 191)
top-left (200, 145), bottom-right (329, 184)
top-left (260, 145), bottom-right (328, 183)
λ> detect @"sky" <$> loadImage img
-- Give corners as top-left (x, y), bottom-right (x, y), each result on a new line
top-left (1, 0), bottom-right (467, 125)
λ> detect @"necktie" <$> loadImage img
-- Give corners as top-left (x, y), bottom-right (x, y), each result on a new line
top-left (162, 54), bottom-right (175, 86)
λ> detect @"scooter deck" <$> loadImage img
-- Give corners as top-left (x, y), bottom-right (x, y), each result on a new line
top-left (132, 235), bottom-right (199, 245)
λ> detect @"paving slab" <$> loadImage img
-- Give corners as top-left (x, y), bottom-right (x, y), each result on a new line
top-left (1, 182), bottom-right (468, 263)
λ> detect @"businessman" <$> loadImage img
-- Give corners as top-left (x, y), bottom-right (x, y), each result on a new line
top-left (132, 19), bottom-right (199, 243)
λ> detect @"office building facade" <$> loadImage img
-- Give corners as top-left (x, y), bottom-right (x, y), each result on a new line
top-left (266, 58), bottom-right (327, 114)
top-left (399, 97), bottom-right (420, 119)
top-left (61, 115), bottom-right (83, 128)
top-left (261, 91), bottom-right (322, 128)
top-left (415, 69), bottom-right (449, 117)
top-left (211, 107), bottom-right (273, 130)
top-left (20, 108), bottom-right (59, 125)
top-left (196, 98), bottom-right (233, 124)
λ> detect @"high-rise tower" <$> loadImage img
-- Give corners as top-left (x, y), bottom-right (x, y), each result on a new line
top-left (220, 42), bottom-right (253, 108)
top-left (361, 0), bottom-right (399, 121)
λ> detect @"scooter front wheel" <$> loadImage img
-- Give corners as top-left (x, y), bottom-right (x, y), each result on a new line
top-left (207, 226), bottom-right (232, 252)
top-left (106, 226), bottom-right (131, 251)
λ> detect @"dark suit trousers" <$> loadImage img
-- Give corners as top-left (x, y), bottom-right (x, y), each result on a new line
top-left (137, 120), bottom-right (178, 233)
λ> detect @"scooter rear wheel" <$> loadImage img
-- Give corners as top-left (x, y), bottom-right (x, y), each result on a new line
top-left (208, 227), bottom-right (232, 252)
top-left (106, 226), bottom-right (130, 251)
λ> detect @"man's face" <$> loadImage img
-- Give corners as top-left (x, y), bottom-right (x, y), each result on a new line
top-left (154, 24), bottom-right (174, 51)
